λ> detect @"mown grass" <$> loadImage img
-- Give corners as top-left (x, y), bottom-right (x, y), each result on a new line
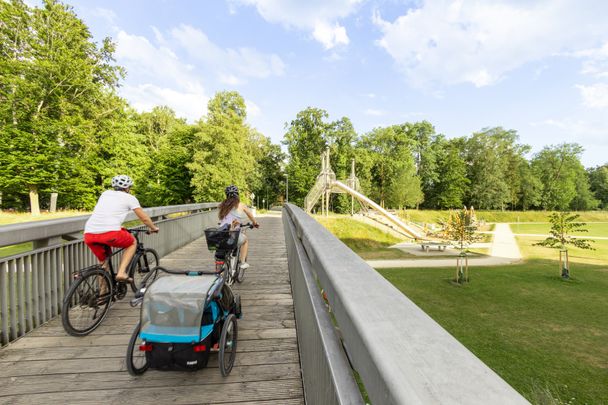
top-left (398, 209), bottom-right (608, 224)
top-left (317, 213), bottom-right (608, 403)
top-left (0, 210), bottom-right (88, 225)
top-left (375, 226), bottom-right (608, 404)
top-left (314, 215), bottom-right (414, 260)
top-left (511, 223), bottom-right (608, 238)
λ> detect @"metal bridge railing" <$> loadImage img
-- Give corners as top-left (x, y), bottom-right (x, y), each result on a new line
top-left (283, 204), bottom-right (529, 405)
top-left (0, 203), bottom-right (218, 346)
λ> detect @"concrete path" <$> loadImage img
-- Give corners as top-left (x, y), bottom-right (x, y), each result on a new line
top-left (367, 223), bottom-right (522, 269)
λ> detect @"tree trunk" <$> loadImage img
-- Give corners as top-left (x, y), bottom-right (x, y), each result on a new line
top-left (29, 185), bottom-right (41, 216)
top-left (50, 192), bottom-right (58, 212)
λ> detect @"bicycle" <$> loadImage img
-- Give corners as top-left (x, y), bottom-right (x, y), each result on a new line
top-left (61, 228), bottom-right (159, 336)
top-left (204, 223), bottom-right (255, 286)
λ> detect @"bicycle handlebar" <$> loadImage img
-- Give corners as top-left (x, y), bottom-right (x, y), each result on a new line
top-left (128, 228), bottom-right (158, 235)
top-left (154, 265), bottom-right (220, 276)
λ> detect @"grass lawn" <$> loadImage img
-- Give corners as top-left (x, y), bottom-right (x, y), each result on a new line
top-left (511, 223), bottom-right (608, 238)
top-left (314, 215), bottom-right (414, 260)
top-left (376, 233), bottom-right (608, 404)
top-left (0, 210), bottom-right (88, 225)
top-left (398, 209), bottom-right (608, 224)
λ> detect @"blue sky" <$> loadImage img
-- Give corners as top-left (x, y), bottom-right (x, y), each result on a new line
top-left (64, 0), bottom-right (608, 167)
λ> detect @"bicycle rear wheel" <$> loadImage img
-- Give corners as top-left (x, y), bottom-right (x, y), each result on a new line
top-left (62, 267), bottom-right (112, 336)
top-left (219, 314), bottom-right (238, 376)
top-left (130, 248), bottom-right (159, 292)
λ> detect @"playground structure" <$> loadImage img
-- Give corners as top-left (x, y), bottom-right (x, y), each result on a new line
top-left (304, 149), bottom-right (426, 240)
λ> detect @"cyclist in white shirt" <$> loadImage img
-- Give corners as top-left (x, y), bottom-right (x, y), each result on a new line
top-left (84, 175), bottom-right (159, 282)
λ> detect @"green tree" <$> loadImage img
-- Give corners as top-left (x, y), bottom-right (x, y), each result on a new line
top-left (587, 165), bottom-right (608, 209)
top-left (464, 128), bottom-right (520, 210)
top-left (134, 107), bottom-right (195, 206)
top-left (430, 137), bottom-right (469, 209)
top-left (188, 91), bottom-right (256, 202)
top-left (359, 126), bottom-right (422, 208)
top-left (403, 121), bottom-right (438, 207)
top-left (250, 136), bottom-right (286, 209)
top-left (534, 212), bottom-right (594, 278)
top-left (0, 0), bottom-right (122, 213)
top-left (531, 144), bottom-right (586, 210)
top-left (283, 108), bottom-right (358, 209)
top-left (518, 160), bottom-right (542, 210)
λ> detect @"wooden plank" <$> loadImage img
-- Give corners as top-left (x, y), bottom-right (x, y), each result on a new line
top-left (8, 259), bottom-right (17, 341)
top-left (24, 256), bottom-right (32, 332)
top-left (32, 251), bottom-right (40, 329)
top-left (17, 257), bottom-right (25, 337)
top-left (24, 322), bottom-right (296, 338)
top-left (0, 339), bottom-right (298, 361)
top-left (0, 363), bottom-right (302, 397)
top-left (0, 216), bottom-right (303, 403)
top-left (3, 378), bottom-right (303, 405)
top-left (0, 350), bottom-right (299, 377)
top-left (0, 262), bottom-right (8, 345)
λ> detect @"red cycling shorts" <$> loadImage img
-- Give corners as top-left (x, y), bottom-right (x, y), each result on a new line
top-left (84, 228), bottom-right (135, 262)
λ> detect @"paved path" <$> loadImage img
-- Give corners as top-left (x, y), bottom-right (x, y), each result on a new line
top-left (0, 216), bottom-right (304, 404)
top-left (367, 223), bottom-right (523, 269)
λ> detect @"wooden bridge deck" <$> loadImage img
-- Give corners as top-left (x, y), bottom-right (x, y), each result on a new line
top-left (0, 215), bottom-right (304, 404)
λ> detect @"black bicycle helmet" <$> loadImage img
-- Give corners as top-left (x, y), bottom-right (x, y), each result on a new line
top-left (225, 184), bottom-right (239, 198)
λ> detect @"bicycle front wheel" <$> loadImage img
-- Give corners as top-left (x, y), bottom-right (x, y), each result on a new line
top-left (62, 267), bottom-right (112, 336)
top-left (130, 248), bottom-right (159, 292)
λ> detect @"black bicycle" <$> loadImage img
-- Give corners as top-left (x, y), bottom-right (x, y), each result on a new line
top-left (204, 223), bottom-right (255, 285)
top-left (61, 228), bottom-right (159, 336)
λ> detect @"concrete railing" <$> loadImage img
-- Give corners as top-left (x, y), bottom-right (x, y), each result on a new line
top-left (283, 204), bottom-right (530, 405)
top-left (0, 203), bottom-right (219, 346)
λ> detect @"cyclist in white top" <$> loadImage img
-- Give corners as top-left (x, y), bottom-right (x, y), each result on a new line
top-left (218, 185), bottom-right (259, 269)
top-left (84, 175), bottom-right (159, 282)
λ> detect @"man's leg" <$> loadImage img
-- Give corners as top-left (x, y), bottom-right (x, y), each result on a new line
top-left (116, 241), bottom-right (137, 281)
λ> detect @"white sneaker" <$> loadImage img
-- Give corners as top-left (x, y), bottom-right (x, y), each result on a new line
top-left (240, 262), bottom-right (250, 270)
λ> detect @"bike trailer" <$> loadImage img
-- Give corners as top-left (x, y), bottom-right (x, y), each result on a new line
top-left (139, 275), bottom-right (222, 370)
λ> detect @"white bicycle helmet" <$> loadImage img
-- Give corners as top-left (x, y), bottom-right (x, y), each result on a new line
top-left (111, 174), bottom-right (134, 189)
top-left (225, 184), bottom-right (239, 198)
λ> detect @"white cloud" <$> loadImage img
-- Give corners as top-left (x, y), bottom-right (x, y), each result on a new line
top-left (233, 0), bottom-right (362, 49)
top-left (245, 99), bottom-right (261, 118)
top-left (531, 117), bottom-right (608, 146)
top-left (114, 30), bottom-right (208, 121)
top-left (123, 84), bottom-right (207, 122)
top-left (364, 108), bottom-right (386, 116)
top-left (373, 0), bottom-right (608, 88)
top-left (576, 83), bottom-right (608, 109)
top-left (91, 7), bottom-right (117, 26)
top-left (170, 24), bottom-right (285, 84)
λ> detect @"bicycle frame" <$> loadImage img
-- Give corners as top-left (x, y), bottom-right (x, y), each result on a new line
top-left (93, 229), bottom-right (149, 279)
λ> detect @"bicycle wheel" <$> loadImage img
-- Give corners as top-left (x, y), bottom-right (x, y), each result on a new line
top-left (130, 248), bottom-right (159, 292)
top-left (126, 322), bottom-right (149, 375)
top-left (235, 260), bottom-right (245, 283)
top-left (62, 267), bottom-right (112, 336)
top-left (219, 314), bottom-right (238, 376)
top-left (224, 256), bottom-right (235, 286)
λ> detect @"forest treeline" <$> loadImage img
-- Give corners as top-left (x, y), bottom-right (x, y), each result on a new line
top-left (1, 0), bottom-right (607, 213)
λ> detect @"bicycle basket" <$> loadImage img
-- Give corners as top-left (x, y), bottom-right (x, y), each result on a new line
top-left (204, 227), bottom-right (240, 252)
